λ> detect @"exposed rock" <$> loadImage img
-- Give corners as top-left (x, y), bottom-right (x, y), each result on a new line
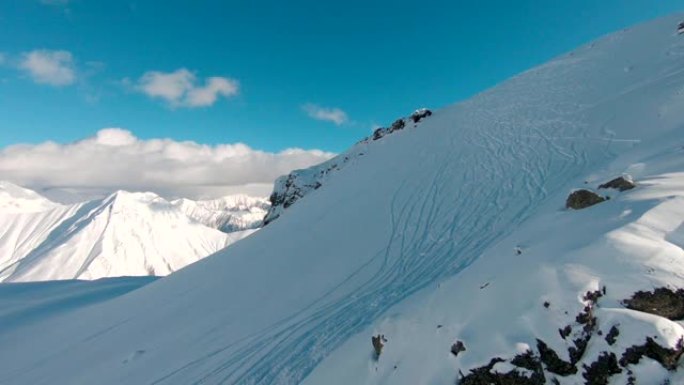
top-left (605, 325), bottom-right (620, 346)
top-left (372, 127), bottom-right (387, 141)
top-left (566, 189), bottom-right (606, 210)
top-left (371, 334), bottom-right (387, 358)
top-left (410, 108), bottom-right (432, 123)
top-left (598, 175), bottom-right (636, 191)
top-left (451, 340), bottom-right (466, 357)
top-left (459, 357), bottom-right (544, 385)
top-left (264, 108), bottom-right (432, 225)
top-left (559, 325), bottom-right (572, 340)
top-left (583, 289), bottom-right (604, 304)
top-left (569, 336), bottom-right (590, 365)
top-left (511, 350), bottom-right (543, 373)
top-left (619, 337), bottom-right (684, 371)
top-left (623, 287), bottom-right (684, 320)
top-left (536, 339), bottom-right (577, 376)
top-left (389, 119), bottom-right (405, 132)
top-left (582, 352), bottom-right (621, 385)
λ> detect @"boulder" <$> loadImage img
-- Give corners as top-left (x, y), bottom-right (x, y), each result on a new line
top-left (566, 189), bottom-right (606, 210)
top-left (598, 176), bottom-right (635, 192)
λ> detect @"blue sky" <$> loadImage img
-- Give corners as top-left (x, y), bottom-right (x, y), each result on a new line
top-left (1, 0), bottom-right (684, 154)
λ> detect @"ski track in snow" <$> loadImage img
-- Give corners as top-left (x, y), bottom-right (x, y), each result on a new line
top-left (151, 77), bottom-right (603, 384)
top-left (174, 36), bottom-right (684, 382)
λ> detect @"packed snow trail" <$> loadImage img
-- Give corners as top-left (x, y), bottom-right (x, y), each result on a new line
top-left (2, 14), bottom-right (684, 385)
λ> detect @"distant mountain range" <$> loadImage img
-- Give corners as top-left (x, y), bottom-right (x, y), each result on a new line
top-left (0, 181), bottom-right (268, 282)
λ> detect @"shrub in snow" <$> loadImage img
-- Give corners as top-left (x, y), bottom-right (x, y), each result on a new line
top-left (678, 21), bottom-right (684, 34)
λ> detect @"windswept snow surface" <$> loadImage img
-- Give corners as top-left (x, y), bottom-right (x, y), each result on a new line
top-left (4, 14), bottom-right (684, 385)
top-left (0, 185), bottom-right (260, 282)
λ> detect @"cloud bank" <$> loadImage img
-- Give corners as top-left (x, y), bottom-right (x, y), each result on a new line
top-left (302, 103), bottom-right (348, 125)
top-left (19, 50), bottom-right (76, 86)
top-left (0, 129), bottom-right (335, 201)
top-left (135, 69), bottom-right (239, 108)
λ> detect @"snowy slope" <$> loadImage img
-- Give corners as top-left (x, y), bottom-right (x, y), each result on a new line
top-left (3, 13), bottom-right (684, 385)
top-left (0, 184), bottom-right (260, 282)
top-left (0, 181), bottom-right (58, 213)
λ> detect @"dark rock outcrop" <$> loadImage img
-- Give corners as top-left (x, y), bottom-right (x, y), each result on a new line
top-left (410, 108), bottom-right (432, 123)
top-left (536, 339), bottom-right (577, 376)
top-left (582, 352), bottom-right (621, 385)
top-left (605, 325), bottom-right (620, 346)
top-left (598, 176), bottom-right (636, 191)
top-left (623, 287), bottom-right (684, 320)
top-left (451, 340), bottom-right (466, 357)
top-left (459, 357), bottom-right (544, 385)
top-left (619, 337), bottom-right (684, 370)
top-left (371, 334), bottom-right (387, 358)
top-left (566, 189), bottom-right (606, 210)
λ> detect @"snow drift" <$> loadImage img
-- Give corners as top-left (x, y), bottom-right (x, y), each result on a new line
top-left (3, 13), bottom-right (684, 385)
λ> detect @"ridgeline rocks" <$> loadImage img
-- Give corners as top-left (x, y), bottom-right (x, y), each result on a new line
top-left (369, 109), bottom-right (432, 142)
top-left (262, 109), bottom-right (432, 225)
top-left (623, 287), bottom-right (684, 320)
top-left (456, 287), bottom-right (684, 384)
top-left (566, 175), bottom-right (636, 210)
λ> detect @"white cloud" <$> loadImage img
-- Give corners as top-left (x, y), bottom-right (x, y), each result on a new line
top-left (135, 69), bottom-right (239, 108)
top-left (302, 103), bottom-right (348, 125)
top-left (19, 50), bottom-right (76, 86)
top-left (0, 129), bottom-right (335, 201)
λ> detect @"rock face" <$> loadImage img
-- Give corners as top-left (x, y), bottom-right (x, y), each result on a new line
top-left (598, 175), bottom-right (636, 192)
top-left (263, 109), bottom-right (432, 225)
top-left (623, 287), bottom-right (684, 320)
top-left (566, 189), bottom-right (606, 210)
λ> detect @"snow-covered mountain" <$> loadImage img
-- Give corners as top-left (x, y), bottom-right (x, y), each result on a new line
top-left (0, 183), bottom-right (265, 282)
top-left (172, 195), bottom-right (269, 232)
top-left (0, 181), bottom-right (59, 213)
top-left (4, 13), bottom-right (684, 385)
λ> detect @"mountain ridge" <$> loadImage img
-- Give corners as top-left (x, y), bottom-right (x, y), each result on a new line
top-left (0, 182), bottom-right (266, 282)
